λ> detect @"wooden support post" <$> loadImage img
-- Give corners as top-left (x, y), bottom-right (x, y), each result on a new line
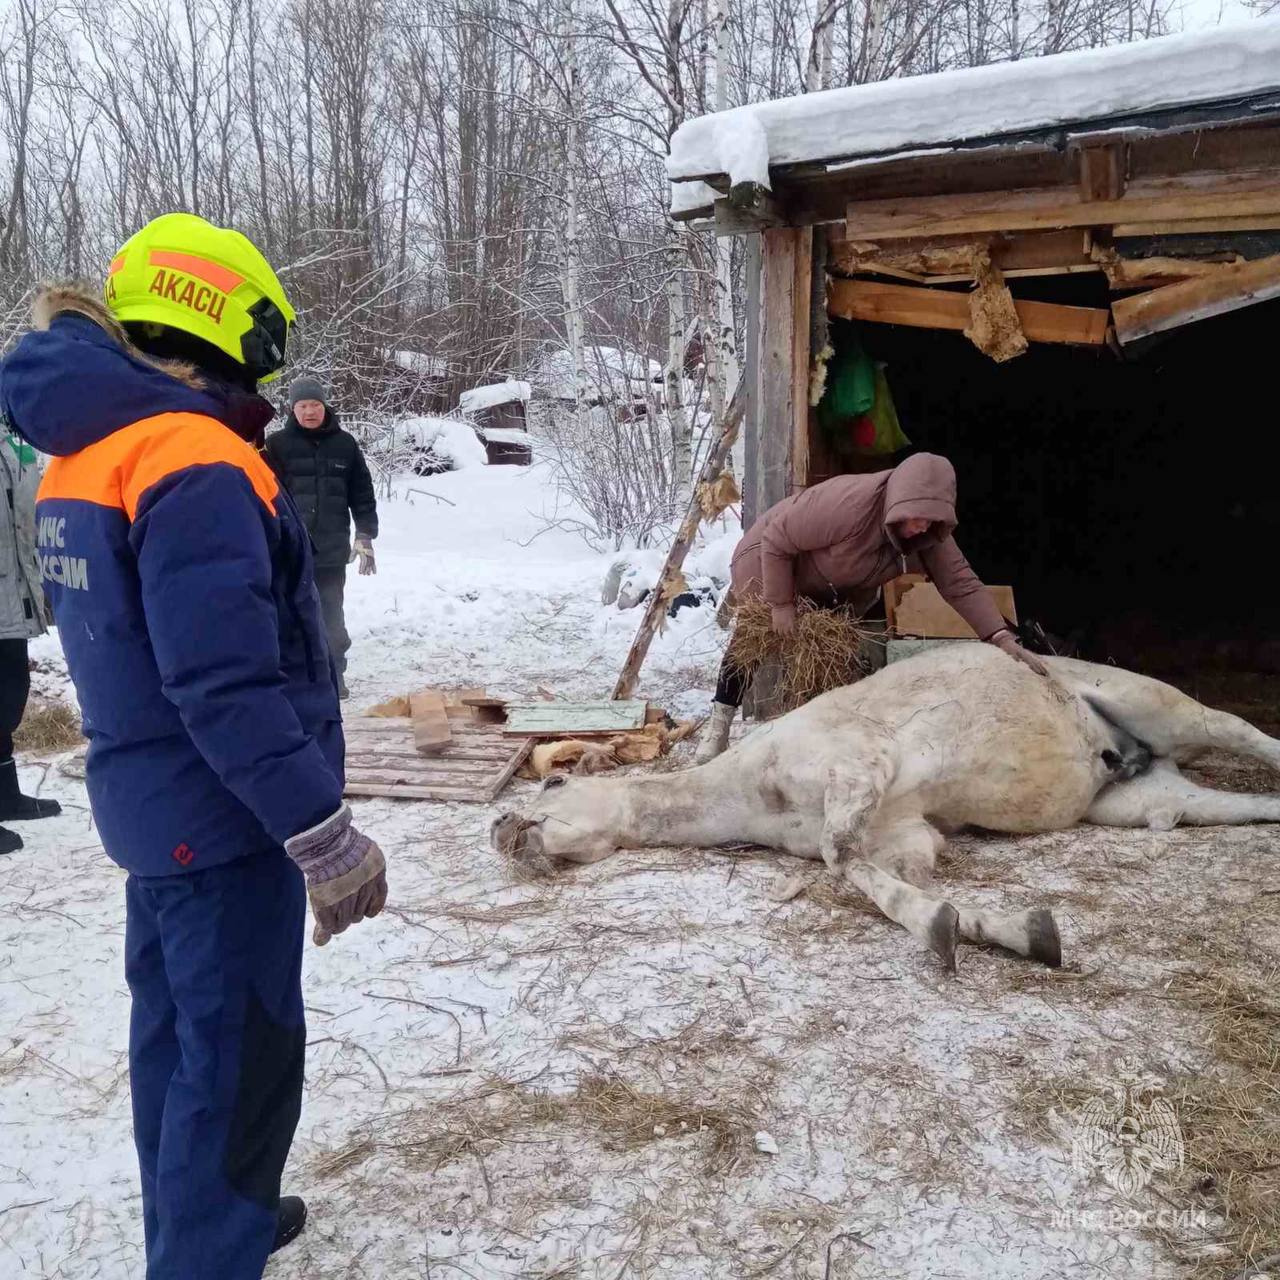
top-left (741, 234), bottom-right (762, 529)
top-left (1077, 142), bottom-right (1127, 202)
top-left (758, 227), bottom-right (810, 513)
top-left (789, 228), bottom-right (814, 492)
top-left (1111, 251), bottom-right (1280, 344)
top-left (612, 387), bottom-right (747, 701)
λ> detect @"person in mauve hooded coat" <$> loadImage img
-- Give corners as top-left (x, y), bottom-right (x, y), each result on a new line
top-left (695, 453), bottom-right (1045, 762)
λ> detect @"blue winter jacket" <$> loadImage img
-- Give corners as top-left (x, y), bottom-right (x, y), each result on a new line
top-left (0, 292), bottom-right (345, 876)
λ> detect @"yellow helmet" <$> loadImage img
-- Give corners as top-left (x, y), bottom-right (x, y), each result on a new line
top-left (105, 213), bottom-right (295, 382)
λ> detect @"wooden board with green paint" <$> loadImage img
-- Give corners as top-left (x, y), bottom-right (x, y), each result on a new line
top-left (502, 700), bottom-right (649, 738)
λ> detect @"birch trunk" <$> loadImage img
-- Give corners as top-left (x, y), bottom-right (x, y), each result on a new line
top-left (665, 0), bottom-right (691, 494)
top-left (561, 0), bottom-right (588, 440)
top-left (711, 0), bottom-right (741, 478)
top-left (667, 224), bottom-right (691, 492)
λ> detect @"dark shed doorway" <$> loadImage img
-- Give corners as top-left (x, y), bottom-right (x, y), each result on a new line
top-left (856, 295), bottom-right (1280, 686)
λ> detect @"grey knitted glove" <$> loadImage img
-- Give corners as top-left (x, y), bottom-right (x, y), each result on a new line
top-left (285, 805), bottom-right (388, 946)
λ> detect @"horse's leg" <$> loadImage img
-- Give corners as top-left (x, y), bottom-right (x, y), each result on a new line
top-left (1050, 660), bottom-right (1280, 771)
top-left (1087, 760), bottom-right (1280, 830)
top-left (866, 816), bottom-right (1061, 968)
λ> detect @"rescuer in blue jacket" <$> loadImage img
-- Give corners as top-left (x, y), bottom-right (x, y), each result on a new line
top-left (0, 214), bottom-right (389, 1280)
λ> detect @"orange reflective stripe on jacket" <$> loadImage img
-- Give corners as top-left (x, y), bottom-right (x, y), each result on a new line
top-left (38, 412), bottom-right (279, 519)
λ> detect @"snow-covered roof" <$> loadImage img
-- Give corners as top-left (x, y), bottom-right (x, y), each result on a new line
top-left (666, 20), bottom-right (1280, 197)
top-left (530, 346), bottom-right (663, 401)
top-left (459, 380), bottom-right (532, 414)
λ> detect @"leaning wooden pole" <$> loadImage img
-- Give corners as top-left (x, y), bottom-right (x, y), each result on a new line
top-left (612, 385), bottom-right (747, 701)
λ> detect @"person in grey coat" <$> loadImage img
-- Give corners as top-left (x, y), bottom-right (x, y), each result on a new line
top-left (1, 430), bottom-right (61, 854)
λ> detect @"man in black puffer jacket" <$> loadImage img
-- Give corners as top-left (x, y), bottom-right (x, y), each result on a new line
top-left (265, 377), bottom-right (378, 698)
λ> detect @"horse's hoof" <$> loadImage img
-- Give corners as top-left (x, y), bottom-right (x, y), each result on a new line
top-left (1027, 908), bottom-right (1062, 968)
top-left (929, 903), bottom-right (959, 976)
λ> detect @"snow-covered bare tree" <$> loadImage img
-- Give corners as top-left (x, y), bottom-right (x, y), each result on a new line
top-left (0, 0), bottom-right (1176, 522)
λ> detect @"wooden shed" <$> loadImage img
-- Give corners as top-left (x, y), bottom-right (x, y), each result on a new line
top-left (670, 21), bottom-right (1280, 672)
top-left (459, 380), bottom-right (530, 434)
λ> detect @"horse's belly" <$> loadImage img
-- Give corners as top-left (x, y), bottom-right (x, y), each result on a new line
top-left (913, 748), bottom-right (1100, 833)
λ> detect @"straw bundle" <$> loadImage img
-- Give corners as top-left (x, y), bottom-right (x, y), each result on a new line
top-left (727, 598), bottom-right (875, 713)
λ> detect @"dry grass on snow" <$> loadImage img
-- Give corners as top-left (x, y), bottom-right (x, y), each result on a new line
top-left (13, 698), bottom-right (82, 752)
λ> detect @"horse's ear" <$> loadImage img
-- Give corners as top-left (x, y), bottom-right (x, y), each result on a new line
top-left (542, 775), bottom-right (569, 791)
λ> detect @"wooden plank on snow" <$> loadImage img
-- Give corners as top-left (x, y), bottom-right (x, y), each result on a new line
top-left (503, 700), bottom-right (649, 738)
top-left (828, 277), bottom-right (1109, 346)
top-left (845, 169), bottom-right (1280, 241)
top-left (343, 781), bottom-right (489, 802)
top-left (342, 717), bottom-right (531, 804)
top-left (410, 691), bottom-right (452, 754)
top-left (1111, 252), bottom-right (1280, 344)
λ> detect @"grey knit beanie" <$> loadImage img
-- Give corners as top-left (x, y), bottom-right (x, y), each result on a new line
top-left (289, 376), bottom-right (328, 408)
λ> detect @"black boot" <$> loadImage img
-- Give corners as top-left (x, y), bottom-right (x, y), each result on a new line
top-left (0, 825), bottom-right (21, 856)
top-left (272, 1196), bottom-right (307, 1253)
top-left (0, 759), bottom-right (60, 821)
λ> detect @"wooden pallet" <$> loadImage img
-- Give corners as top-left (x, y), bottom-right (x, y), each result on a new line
top-left (342, 716), bottom-right (533, 803)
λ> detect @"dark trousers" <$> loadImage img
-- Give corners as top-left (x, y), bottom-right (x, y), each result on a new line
top-left (126, 851), bottom-right (306, 1280)
top-left (314, 567), bottom-right (350, 675)
top-left (714, 650), bottom-right (751, 708)
top-left (0, 638), bottom-right (30, 760)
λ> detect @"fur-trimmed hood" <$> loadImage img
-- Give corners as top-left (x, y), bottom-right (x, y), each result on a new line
top-left (1, 284), bottom-right (264, 456)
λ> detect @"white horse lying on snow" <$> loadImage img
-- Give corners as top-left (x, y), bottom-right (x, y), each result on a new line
top-left (492, 646), bottom-right (1280, 973)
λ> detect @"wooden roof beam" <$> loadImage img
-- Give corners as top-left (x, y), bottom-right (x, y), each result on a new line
top-left (846, 167), bottom-right (1280, 241)
top-left (1111, 252), bottom-right (1280, 344)
top-left (829, 228), bottom-right (1094, 280)
top-left (828, 277), bottom-right (1110, 347)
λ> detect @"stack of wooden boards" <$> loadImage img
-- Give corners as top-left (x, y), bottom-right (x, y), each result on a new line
top-left (341, 692), bottom-right (660, 804)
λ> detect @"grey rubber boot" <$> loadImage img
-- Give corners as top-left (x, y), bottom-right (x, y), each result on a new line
top-left (694, 702), bottom-right (737, 765)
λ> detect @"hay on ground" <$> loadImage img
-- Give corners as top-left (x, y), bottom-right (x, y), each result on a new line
top-left (337, 1071), bottom-right (757, 1181)
top-left (14, 700), bottom-right (83, 752)
top-left (729, 598), bottom-right (874, 712)
top-left (1167, 968), bottom-right (1280, 1278)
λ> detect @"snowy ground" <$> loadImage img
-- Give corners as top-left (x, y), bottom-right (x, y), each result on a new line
top-left (2, 455), bottom-right (1276, 1278)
